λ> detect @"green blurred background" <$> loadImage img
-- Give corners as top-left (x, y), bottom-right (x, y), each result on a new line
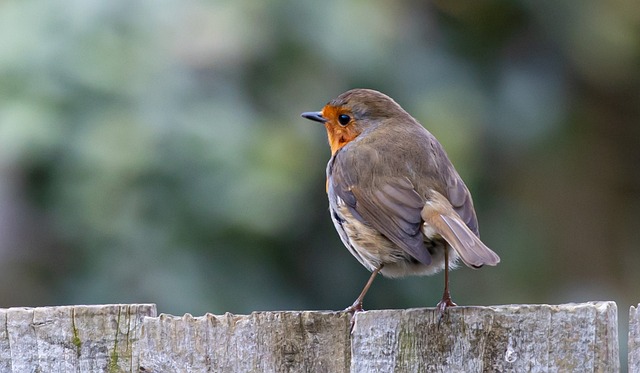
top-left (1, 0), bottom-right (638, 335)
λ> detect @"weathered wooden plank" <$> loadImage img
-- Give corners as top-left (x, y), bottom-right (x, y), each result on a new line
top-left (0, 302), bottom-right (622, 372)
top-left (0, 304), bottom-right (156, 372)
top-left (350, 302), bottom-right (619, 373)
top-left (630, 304), bottom-right (640, 373)
top-left (138, 311), bottom-right (352, 373)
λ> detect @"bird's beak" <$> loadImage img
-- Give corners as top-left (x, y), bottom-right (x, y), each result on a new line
top-left (301, 111), bottom-right (328, 123)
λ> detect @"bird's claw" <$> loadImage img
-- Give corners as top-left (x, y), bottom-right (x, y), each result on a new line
top-left (436, 297), bottom-right (457, 323)
top-left (344, 300), bottom-right (364, 314)
top-left (344, 300), bottom-right (364, 332)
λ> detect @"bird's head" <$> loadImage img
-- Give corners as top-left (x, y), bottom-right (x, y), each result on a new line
top-left (301, 88), bottom-right (410, 155)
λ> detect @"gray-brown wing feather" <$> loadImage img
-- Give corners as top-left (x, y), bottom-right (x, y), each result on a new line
top-left (330, 151), bottom-right (432, 265)
top-left (426, 135), bottom-right (480, 236)
top-left (445, 168), bottom-right (479, 236)
top-left (421, 191), bottom-right (500, 267)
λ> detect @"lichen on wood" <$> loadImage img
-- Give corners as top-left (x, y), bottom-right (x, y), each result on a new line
top-left (0, 302), bottom-right (625, 372)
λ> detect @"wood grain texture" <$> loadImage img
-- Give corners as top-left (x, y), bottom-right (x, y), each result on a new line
top-left (350, 302), bottom-right (619, 373)
top-left (630, 304), bottom-right (639, 373)
top-left (0, 302), bottom-right (625, 372)
top-left (138, 311), bottom-right (351, 373)
top-left (0, 304), bottom-right (156, 372)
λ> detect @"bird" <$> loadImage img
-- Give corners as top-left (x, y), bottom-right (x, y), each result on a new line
top-left (301, 88), bottom-right (500, 316)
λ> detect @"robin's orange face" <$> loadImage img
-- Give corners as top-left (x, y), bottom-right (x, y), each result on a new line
top-left (321, 105), bottom-right (362, 156)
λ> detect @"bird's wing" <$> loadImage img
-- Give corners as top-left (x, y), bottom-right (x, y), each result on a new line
top-left (330, 150), bottom-right (432, 265)
top-left (445, 170), bottom-right (479, 235)
top-left (421, 190), bottom-right (500, 267)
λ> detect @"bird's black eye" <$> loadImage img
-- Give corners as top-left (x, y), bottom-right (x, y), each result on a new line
top-left (338, 114), bottom-right (351, 126)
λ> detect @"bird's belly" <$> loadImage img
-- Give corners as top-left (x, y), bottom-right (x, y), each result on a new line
top-left (329, 200), bottom-right (457, 278)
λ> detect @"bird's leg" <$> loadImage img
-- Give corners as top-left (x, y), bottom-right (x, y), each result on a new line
top-left (436, 247), bottom-right (457, 321)
top-left (344, 265), bottom-right (383, 314)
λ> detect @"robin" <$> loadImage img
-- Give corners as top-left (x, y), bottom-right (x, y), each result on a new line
top-left (301, 88), bottom-right (500, 316)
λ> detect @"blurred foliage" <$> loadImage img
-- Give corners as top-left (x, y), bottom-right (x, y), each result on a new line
top-left (0, 0), bottom-right (639, 336)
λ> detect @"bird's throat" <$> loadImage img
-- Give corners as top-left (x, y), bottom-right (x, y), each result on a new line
top-left (327, 132), bottom-right (347, 155)
top-left (325, 126), bottom-right (358, 155)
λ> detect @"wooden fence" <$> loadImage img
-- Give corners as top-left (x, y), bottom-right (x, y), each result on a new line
top-left (1, 301), bottom-right (636, 372)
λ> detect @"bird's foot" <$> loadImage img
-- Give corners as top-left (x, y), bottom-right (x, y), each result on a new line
top-left (344, 300), bottom-right (364, 314)
top-left (344, 300), bottom-right (364, 332)
top-left (436, 296), bottom-right (457, 323)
